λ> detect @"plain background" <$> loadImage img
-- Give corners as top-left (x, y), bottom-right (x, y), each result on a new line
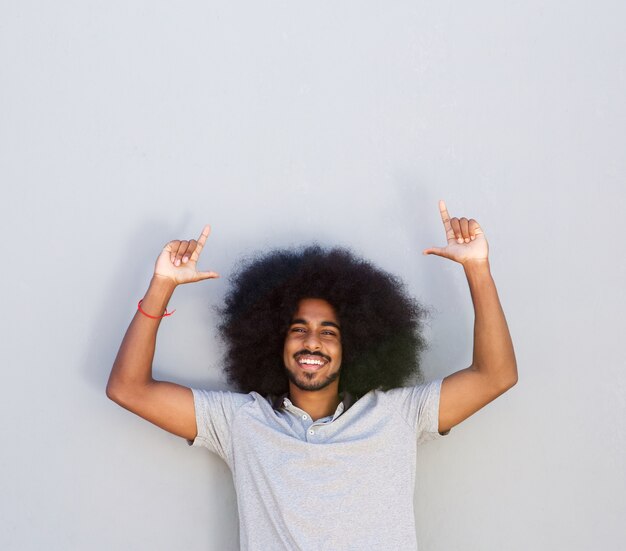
top-left (1, 1), bottom-right (625, 550)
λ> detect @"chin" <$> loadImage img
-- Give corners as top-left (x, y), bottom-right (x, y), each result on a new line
top-left (286, 367), bottom-right (340, 392)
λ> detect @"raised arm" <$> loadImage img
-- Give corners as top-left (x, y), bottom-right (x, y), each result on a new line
top-left (106, 225), bottom-right (219, 440)
top-left (423, 201), bottom-right (517, 434)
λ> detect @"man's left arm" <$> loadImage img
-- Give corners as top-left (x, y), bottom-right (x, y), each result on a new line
top-left (424, 201), bottom-right (518, 434)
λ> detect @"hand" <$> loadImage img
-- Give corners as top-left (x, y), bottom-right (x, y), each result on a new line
top-left (153, 225), bottom-right (220, 285)
top-left (423, 200), bottom-right (489, 264)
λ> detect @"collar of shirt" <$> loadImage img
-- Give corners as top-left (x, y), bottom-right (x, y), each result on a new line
top-left (270, 391), bottom-right (357, 416)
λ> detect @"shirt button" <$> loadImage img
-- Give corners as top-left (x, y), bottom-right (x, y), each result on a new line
top-left (308, 429), bottom-right (315, 435)
top-left (302, 414), bottom-right (308, 420)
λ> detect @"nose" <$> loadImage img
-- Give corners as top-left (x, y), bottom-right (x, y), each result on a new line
top-left (303, 331), bottom-right (322, 351)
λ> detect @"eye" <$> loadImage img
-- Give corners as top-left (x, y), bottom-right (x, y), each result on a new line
top-left (290, 327), bottom-right (306, 333)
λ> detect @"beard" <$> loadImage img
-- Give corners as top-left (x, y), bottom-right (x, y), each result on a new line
top-left (284, 364), bottom-right (341, 392)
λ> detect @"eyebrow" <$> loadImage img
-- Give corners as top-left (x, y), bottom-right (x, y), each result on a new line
top-left (290, 318), bottom-right (341, 330)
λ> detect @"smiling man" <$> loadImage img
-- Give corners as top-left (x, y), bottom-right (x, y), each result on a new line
top-left (107, 201), bottom-right (517, 551)
top-left (282, 298), bottom-right (343, 418)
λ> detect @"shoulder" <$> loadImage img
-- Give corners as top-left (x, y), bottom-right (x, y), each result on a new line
top-left (191, 388), bottom-right (256, 414)
top-left (374, 380), bottom-right (445, 433)
top-left (380, 379), bottom-right (442, 403)
top-left (363, 379), bottom-right (442, 407)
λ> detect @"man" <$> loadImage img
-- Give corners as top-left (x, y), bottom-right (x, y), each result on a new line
top-left (107, 200), bottom-right (517, 550)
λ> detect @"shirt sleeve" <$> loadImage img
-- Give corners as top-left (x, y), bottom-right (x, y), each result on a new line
top-left (387, 379), bottom-right (450, 444)
top-left (188, 389), bottom-right (254, 462)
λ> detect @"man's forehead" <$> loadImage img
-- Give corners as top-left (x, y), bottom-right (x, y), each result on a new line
top-left (291, 298), bottom-right (340, 327)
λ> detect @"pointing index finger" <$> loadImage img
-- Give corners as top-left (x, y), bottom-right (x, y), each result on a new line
top-left (438, 200), bottom-right (455, 242)
top-left (191, 224), bottom-right (211, 261)
top-left (197, 224), bottom-right (211, 245)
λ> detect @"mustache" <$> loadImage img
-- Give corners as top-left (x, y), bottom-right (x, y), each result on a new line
top-left (294, 350), bottom-right (331, 363)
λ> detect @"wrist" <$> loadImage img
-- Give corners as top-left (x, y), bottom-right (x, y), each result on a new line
top-left (135, 277), bottom-right (177, 320)
top-left (462, 258), bottom-right (491, 277)
top-left (150, 274), bottom-right (178, 292)
top-left (146, 276), bottom-right (178, 304)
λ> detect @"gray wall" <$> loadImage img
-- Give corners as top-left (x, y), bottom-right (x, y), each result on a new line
top-left (2, 1), bottom-right (624, 550)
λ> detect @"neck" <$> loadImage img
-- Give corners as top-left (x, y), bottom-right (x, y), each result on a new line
top-left (288, 382), bottom-right (342, 421)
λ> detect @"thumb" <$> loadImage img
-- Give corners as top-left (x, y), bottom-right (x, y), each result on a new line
top-left (422, 247), bottom-right (447, 257)
top-left (194, 271), bottom-right (220, 281)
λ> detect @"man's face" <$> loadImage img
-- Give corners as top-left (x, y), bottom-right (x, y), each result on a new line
top-left (283, 298), bottom-right (342, 392)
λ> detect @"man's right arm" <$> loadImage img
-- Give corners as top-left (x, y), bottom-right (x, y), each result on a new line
top-left (106, 225), bottom-right (219, 441)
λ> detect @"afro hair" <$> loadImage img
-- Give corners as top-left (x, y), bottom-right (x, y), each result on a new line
top-left (218, 245), bottom-right (428, 398)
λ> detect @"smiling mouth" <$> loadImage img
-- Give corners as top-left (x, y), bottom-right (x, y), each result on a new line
top-left (296, 354), bottom-right (329, 371)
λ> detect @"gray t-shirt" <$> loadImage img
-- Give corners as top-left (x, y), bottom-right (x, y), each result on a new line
top-left (190, 379), bottom-right (447, 551)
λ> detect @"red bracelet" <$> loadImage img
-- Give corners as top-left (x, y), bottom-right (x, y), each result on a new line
top-left (137, 300), bottom-right (176, 319)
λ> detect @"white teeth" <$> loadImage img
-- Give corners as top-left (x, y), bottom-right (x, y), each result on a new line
top-left (299, 358), bottom-right (325, 366)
